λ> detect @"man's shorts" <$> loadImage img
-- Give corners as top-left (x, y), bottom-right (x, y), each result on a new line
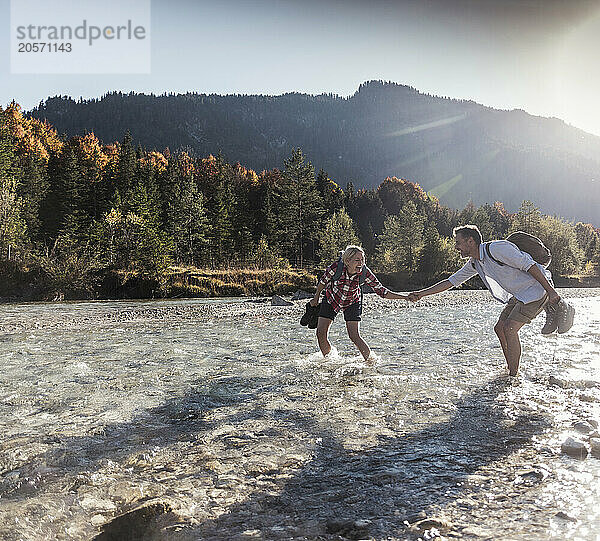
top-left (498, 294), bottom-right (548, 324)
top-left (319, 298), bottom-right (362, 322)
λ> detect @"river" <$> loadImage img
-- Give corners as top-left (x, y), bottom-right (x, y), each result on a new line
top-left (0, 289), bottom-right (599, 540)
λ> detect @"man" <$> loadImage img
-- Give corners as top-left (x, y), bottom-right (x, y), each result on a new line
top-left (408, 225), bottom-right (561, 376)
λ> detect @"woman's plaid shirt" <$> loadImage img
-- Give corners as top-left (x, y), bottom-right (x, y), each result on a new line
top-left (319, 260), bottom-right (389, 313)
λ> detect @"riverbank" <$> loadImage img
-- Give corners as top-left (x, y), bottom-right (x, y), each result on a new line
top-left (0, 265), bottom-right (318, 303)
top-left (1, 261), bottom-right (599, 304)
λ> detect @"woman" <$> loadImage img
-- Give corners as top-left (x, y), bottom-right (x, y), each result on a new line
top-left (310, 245), bottom-right (408, 363)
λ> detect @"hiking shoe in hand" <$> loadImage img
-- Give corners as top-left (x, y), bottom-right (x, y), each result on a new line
top-left (307, 305), bottom-right (320, 329)
top-left (557, 300), bottom-right (575, 334)
top-left (300, 301), bottom-right (312, 326)
top-left (541, 304), bottom-right (558, 334)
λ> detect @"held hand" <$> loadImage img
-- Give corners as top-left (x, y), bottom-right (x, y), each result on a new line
top-left (309, 298), bottom-right (319, 307)
top-left (547, 290), bottom-right (560, 305)
top-left (408, 292), bottom-right (422, 302)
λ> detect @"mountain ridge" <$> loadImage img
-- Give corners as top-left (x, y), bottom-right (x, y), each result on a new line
top-left (28, 80), bottom-right (600, 224)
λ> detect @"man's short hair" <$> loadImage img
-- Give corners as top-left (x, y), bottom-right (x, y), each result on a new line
top-left (453, 225), bottom-right (482, 245)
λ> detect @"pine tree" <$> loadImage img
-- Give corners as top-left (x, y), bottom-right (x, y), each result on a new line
top-left (469, 205), bottom-right (494, 241)
top-left (207, 156), bottom-right (236, 265)
top-left (261, 184), bottom-right (277, 245)
top-left (376, 201), bottom-right (424, 273)
top-left (316, 169), bottom-right (327, 194)
top-left (277, 148), bottom-right (324, 266)
top-left (346, 189), bottom-right (386, 255)
top-left (536, 215), bottom-right (583, 276)
top-left (458, 200), bottom-right (477, 227)
top-left (70, 133), bottom-right (107, 222)
top-left (115, 132), bottom-right (136, 199)
top-left (16, 153), bottom-right (48, 243)
top-left (316, 170), bottom-right (344, 216)
top-left (574, 222), bottom-right (598, 261)
top-left (488, 201), bottom-right (510, 239)
top-left (345, 181), bottom-right (355, 206)
top-left (166, 173), bottom-right (208, 265)
top-left (418, 226), bottom-right (454, 280)
top-left (511, 200), bottom-right (542, 235)
top-left (255, 169), bottom-right (282, 253)
top-left (592, 236), bottom-right (600, 266)
top-left (317, 209), bottom-right (359, 264)
top-left (56, 145), bottom-right (83, 226)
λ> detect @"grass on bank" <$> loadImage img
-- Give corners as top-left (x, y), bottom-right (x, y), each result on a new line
top-left (0, 259), bottom-right (319, 301)
top-left (165, 266), bottom-right (317, 298)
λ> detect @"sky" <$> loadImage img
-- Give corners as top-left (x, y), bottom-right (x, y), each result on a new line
top-left (2, 0), bottom-right (600, 136)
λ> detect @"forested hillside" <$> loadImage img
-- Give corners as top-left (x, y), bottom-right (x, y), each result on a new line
top-left (30, 80), bottom-right (600, 224)
top-left (2, 101), bottom-right (599, 301)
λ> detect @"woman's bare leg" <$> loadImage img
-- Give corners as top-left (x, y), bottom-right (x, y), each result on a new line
top-left (316, 316), bottom-right (333, 357)
top-left (346, 320), bottom-right (371, 361)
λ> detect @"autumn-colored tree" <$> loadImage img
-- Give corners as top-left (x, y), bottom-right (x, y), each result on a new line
top-left (72, 133), bottom-right (112, 221)
top-left (377, 176), bottom-right (431, 217)
top-left (1, 103), bottom-right (58, 245)
top-left (0, 118), bottom-right (26, 259)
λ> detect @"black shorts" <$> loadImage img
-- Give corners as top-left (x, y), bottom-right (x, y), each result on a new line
top-left (319, 298), bottom-right (362, 322)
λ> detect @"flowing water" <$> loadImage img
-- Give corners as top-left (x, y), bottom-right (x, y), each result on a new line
top-left (0, 290), bottom-right (599, 540)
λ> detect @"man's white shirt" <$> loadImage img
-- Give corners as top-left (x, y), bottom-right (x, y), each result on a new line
top-left (448, 240), bottom-right (551, 304)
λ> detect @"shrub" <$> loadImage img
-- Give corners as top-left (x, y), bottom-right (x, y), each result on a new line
top-left (218, 283), bottom-right (247, 296)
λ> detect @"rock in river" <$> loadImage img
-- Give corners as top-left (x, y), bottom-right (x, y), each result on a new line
top-left (590, 438), bottom-right (600, 459)
top-left (573, 421), bottom-right (596, 434)
top-left (271, 295), bottom-right (293, 306)
top-left (291, 289), bottom-right (313, 300)
top-left (561, 437), bottom-right (588, 459)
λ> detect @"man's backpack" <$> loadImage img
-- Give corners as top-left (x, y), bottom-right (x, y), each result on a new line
top-left (485, 231), bottom-right (552, 268)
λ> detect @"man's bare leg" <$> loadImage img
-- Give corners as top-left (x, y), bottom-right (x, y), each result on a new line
top-left (494, 319), bottom-right (509, 360)
top-left (316, 316), bottom-right (333, 357)
top-left (346, 320), bottom-right (371, 361)
top-left (502, 319), bottom-right (526, 376)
